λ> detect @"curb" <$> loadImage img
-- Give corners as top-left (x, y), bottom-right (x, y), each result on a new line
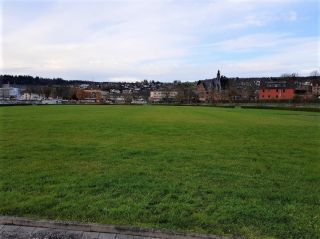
top-left (0, 216), bottom-right (236, 239)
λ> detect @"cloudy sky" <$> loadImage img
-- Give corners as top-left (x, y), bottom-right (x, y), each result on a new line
top-left (1, 0), bottom-right (319, 82)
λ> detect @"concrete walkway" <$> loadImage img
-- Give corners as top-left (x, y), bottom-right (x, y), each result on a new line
top-left (1, 224), bottom-right (111, 239)
top-left (0, 216), bottom-right (234, 239)
top-left (0, 224), bottom-right (141, 239)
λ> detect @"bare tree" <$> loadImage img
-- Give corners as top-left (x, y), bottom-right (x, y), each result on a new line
top-left (310, 70), bottom-right (320, 77)
top-left (281, 73), bottom-right (299, 78)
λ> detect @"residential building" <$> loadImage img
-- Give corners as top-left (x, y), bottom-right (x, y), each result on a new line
top-left (0, 84), bottom-right (21, 100)
top-left (20, 93), bottom-right (44, 101)
top-left (149, 90), bottom-right (178, 103)
top-left (259, 82), bottom-right (294, 100)
top-left (76, 89), bottom-right (108, 102)
top-left (294, 83), bottom-right (313, 100)
top-left (312, 82), bottom-right (320, 97)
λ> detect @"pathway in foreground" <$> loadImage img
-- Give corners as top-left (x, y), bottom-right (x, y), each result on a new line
top-left (0, 216), bottom-right (234, 239)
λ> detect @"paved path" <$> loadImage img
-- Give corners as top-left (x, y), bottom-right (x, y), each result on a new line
top-left (0, 216), bottom-right (233, 239)
top-left (0, 224), bottom-right (149, 239)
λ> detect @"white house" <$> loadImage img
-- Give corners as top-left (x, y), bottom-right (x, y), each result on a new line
top-left (0, 84), bottom-right (21, 99)
top-left (20, 93), bottom-right (44, 101)
top-left (149, 90), bottom-right (178, 102)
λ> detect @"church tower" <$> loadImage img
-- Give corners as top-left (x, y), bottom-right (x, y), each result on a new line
top-left (215, 70), bottom-right (221, 91)
top-left (211, 70), bottom-right (222, 92)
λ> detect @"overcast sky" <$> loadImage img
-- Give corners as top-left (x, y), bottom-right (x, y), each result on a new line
top-left (1, 0), bottom-right (319, 82)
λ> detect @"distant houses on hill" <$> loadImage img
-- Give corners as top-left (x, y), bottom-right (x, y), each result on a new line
top-left (195, 71), bottom-right (319, 102)
top-left (0, 72), bottom-right (319, 104)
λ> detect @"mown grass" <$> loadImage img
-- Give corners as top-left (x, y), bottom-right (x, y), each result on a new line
top-left (0, 105), bottom-right (319, 239)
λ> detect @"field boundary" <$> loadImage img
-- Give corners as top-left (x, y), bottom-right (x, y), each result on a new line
top-left (0, 216), bottom-right (236, 239)
top-left (1, 102), bottom-right (319, 112)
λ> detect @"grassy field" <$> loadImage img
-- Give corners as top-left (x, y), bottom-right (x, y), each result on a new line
top-left (0, 105), bottom-right (319, 239)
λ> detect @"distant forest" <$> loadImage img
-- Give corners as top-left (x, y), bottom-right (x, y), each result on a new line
top-left (0, 75), bottom-right (99, 86)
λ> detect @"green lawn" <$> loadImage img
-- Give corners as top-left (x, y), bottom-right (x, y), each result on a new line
top-left (0, 105), bottom-right (319, 239)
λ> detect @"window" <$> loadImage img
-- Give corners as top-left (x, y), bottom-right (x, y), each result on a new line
top-left (268, 95), bottom-right (270, 98)
top-left (276, 89), bottom-right (278, 92)
top-left (276, 95), bottom-right (278, 98)
top-left (283, 89), bottom-right (285, 92)
top-left (262, 89), bottom-right (265, 93)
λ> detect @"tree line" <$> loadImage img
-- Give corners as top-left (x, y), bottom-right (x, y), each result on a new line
top-left (0, 75), bottom-right (97, 86)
